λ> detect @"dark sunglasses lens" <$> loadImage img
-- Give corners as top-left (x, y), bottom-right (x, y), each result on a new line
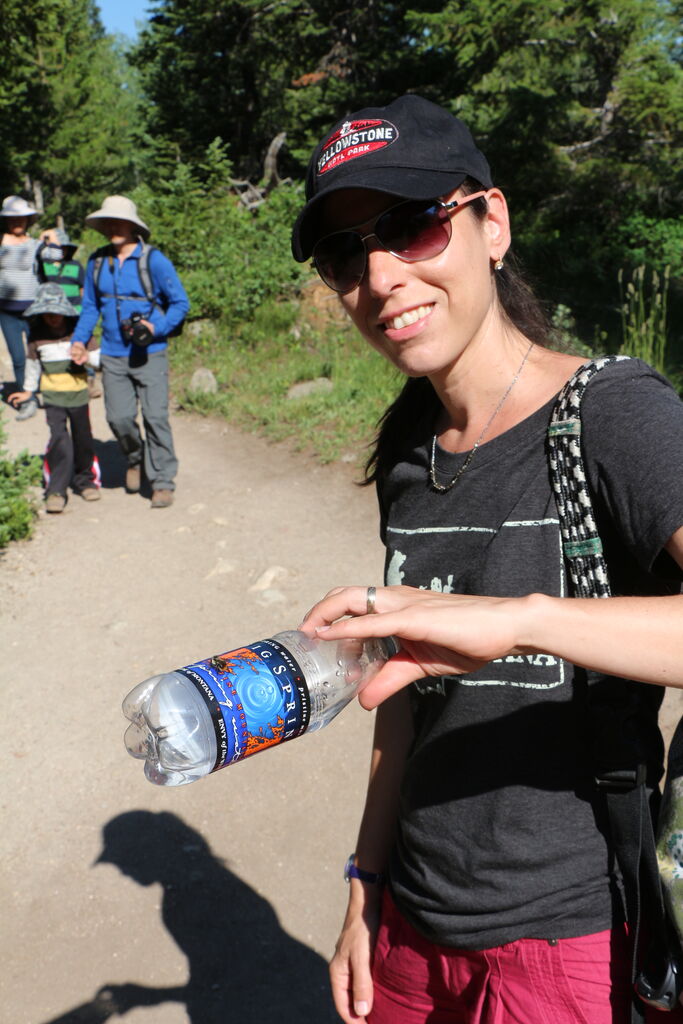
top-left (376, 201), bottom-right (451, 261)
top-left (314, 232), bottom-right (366, 293)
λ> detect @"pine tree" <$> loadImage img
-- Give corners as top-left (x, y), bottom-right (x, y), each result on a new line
top-left (0, 0), bottom-right (139, 228)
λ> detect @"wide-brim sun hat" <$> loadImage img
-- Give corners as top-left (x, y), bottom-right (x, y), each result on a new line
top-left (1, 195), bottom-right (40, 225)
top-left (23, 282), bottom-right (79, 320)
top-left (291, 94), bottom-right (493, 262)
top-left (85, 195), bottom-right (150, 240)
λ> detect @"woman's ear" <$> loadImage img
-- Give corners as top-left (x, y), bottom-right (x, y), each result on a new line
top-left (484, 189), bottom-right (511, 263)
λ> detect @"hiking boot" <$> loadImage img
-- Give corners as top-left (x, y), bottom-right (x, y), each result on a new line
top-left (125, 465), bottom-right (141, 493)
top-left (151, 489), bottom-right (174, 508)
top-left (80, 487), bottom-right (101, 501)
top-left (16, 396), bottom-right (38, 421)
top-left (45, 493), bottom-right (66, 514)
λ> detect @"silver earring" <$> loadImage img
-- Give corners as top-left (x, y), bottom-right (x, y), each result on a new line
top-left (494, 258), bottom-right (505, 271)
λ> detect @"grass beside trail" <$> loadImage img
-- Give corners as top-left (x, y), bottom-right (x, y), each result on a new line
top-left (0, 412), bottom-right (43, 547)
top-left (169, 298), bottom-right (402, 468)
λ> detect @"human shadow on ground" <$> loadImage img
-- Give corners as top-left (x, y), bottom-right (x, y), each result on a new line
top-left (42, 810), bottom-right (337, 1024)
top-left (93, 437), bottom-right (154, 498)
top-left (93, 437), bottom-right (127, 491)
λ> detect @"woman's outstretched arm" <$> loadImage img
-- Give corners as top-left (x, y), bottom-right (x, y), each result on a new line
top-left (301, 528), bottom-right (683, 710)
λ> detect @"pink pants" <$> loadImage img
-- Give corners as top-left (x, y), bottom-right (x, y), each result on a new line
top-left (368, 890), bottom-right (682, 1024)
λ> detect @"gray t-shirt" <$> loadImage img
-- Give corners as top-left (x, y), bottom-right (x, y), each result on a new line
top-left (379, 359), bottom-right (683, 950)
top-left (0, 237), bottom-right (39, 308)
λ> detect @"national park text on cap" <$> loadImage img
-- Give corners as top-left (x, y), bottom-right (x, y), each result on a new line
top-left (292, 94), bottom-right (493, 261)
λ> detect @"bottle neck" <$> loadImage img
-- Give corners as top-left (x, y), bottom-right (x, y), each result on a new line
top-left (379, 636), bottom-right (401, 659)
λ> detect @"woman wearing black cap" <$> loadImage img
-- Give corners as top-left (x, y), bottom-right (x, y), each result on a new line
top-left (295, 96), bottom-right (683, 1023)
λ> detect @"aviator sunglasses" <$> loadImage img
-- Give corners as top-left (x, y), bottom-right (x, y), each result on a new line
top-left (312, 190), bottom-right (489, 294)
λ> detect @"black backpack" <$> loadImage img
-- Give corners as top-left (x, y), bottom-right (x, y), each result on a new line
top-left (548, 356), bottom-right (683, 1019)
top-left (92, 242), bottom-right (185, 337)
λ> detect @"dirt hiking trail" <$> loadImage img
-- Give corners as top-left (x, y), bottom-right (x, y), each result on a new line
top-left (1, 360), bottom-right (680, 1024)
top-left (1, 373), bottom-right (385, 1024)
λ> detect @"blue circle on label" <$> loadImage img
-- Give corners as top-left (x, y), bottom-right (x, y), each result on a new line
top-left (233, 664), bottom-right (285, 731)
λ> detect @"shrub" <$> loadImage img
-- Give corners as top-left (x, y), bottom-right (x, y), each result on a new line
top-left (618, 265), bottom-right (670, 375)
top-left (0, 413), bottom-right (42, 548)
top-left (128, 149), bottom-right (310, 327)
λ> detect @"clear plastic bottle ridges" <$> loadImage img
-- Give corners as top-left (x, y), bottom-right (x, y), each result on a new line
top-left (123, 630), bottom-right (397, 786)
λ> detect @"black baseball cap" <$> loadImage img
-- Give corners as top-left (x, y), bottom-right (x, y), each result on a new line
top-left (291, 94), bottom-right (493, 262)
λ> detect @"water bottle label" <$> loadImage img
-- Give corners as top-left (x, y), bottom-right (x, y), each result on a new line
top-left (177, 639), bottom-right (311, 771)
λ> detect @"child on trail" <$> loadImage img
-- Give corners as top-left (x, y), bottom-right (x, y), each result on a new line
top-left (9, 282), bottom-right (101, 513)
top-left (35, 227), bottom-right (101, 399)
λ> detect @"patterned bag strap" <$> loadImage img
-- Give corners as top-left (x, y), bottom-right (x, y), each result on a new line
top-left (547, 355), bottom-right (629, 598)
top-left (549, 355), bottom-right (677, 1015)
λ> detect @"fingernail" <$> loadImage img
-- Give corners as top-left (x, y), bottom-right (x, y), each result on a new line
top-left (315, 625), bottom-right (331, 633)
top-left (355, 1001), bottom-right (369, 1016)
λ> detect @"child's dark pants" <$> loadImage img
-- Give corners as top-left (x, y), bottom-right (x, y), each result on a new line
top-left (45, 404), bottom-right (96, 496)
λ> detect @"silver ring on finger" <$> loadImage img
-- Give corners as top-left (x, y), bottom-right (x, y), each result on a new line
top-left (366, 586), bottom-right (377, 614)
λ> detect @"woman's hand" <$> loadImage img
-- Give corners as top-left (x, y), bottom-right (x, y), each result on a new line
top-left (301, 585), bottom-right (531, 709)
top-left (330, 886), bottom-right (382, 1024)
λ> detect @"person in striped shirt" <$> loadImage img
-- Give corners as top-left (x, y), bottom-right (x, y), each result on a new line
top-left (35, 227), bottom-right (102, 398)
top-left (0, 195), bottom-right (42, 418)
top-left (35, 228), bottom-right (85, 312)
top-left (9, 283), bottom-right (100, 513)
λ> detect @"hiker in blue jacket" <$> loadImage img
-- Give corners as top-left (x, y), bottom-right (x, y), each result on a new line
top-left (71, 195), bottom-right (189, 508)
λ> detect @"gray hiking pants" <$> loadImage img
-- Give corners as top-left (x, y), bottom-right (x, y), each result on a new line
top-left (102, 351), bottom-right (178, 491)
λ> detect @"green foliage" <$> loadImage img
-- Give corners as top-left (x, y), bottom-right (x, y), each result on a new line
top-left (41, 35), bottom-right (142, 227)
top-left (130, 0), bottom-right (325, 180)
top-left (124, 0), bottom-right (682, 352)
top-left (4, 0), bottom-right (682, 361)
top-left (0, 414), bottom-right (42, 548)
top-left (615, 215), bottom-right (683, 277)
top-left (549, 305), bottom-right (597, 358)
top-left (170, 306), bottom-right (402, 464)
top-left (127, 161), bottom-right (310, 325)
top-left (415, 0), bottom-right (683, 333)
top-left (0, 0), bottom-right (139, 229)
top-left (619, 265), bottom-right (670, 373)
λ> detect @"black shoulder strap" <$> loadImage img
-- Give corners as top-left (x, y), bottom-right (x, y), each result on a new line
top-left (136, 243), bottom-right (158, 305)
top-left (548, 355), bottom-right (672, 1020)
top-left (92, 244), bottom-right (115, 296)
top-left (92, 241), bottom-right (157, 312)
top-left (139, 245), bottom-right (185, 335)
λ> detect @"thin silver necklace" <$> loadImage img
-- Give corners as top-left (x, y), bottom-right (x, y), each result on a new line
top-left (429, 341), bottom-right (534, 493)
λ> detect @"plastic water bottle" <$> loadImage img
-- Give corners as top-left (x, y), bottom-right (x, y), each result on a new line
top-left (123, 630), bottom-right (398, 787)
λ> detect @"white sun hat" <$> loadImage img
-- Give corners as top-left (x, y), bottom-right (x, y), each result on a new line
top-left (85, 195), bottom-right (150, 239)
top-left (1, 195), bottom-right (40, 223)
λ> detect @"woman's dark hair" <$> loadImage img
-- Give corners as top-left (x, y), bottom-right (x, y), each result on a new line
top-left (363, 178), bottom-right (552, 486)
